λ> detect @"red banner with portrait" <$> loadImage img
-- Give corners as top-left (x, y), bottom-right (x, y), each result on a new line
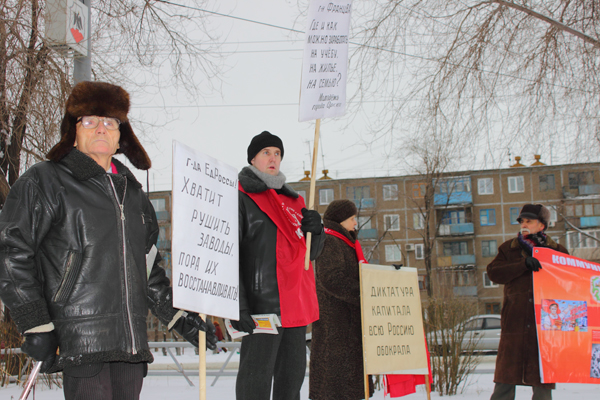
top-left (533, 247), bottom-right (600, 383)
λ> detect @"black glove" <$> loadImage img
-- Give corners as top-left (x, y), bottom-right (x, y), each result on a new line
top-left (301, 208), bottom-right (322, 234)
top-left (21, 332), bottom-right (58, 373)
top-left (525, 257), bottom-right (542, 272)
top-left (171, 313), bottom-right (218, 350)
top-left (230, 309), bottom-right (255, 334)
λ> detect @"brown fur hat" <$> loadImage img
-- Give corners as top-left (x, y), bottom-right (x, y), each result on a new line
top-left (517, 203), bottom-right (551, 229)
top-left (47, 81), bottom-right (151, 170)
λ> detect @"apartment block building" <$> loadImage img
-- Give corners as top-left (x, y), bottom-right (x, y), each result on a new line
top-left (288, 158), bottom-right (600, 314)
top-left (145, 157), bottom-right (600, 319)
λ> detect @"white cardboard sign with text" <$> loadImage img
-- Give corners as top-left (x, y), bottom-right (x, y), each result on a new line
top-left (171, 141), bottom-right (239, 320)
top-left (299, 0), bottom-right (352, 122)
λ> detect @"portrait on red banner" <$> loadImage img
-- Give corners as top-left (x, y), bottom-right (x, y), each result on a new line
top-left (533, 247), bottom-right (600, 384)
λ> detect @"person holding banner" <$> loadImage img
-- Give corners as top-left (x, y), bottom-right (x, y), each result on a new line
top-left (233, 131), bottom-right (325, 400)
top-left (486, 204), bottom-right (568, 400)
top-left (0, 81), bottom-right (217, 400)
top-left (309, 199), bottom-right (374, 400)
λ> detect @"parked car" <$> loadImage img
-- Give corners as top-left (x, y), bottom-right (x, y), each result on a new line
top-left (428, 314), bottom-right (501, 354)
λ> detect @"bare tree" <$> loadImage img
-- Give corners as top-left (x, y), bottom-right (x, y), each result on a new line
top-left (350, 1), bottom-right (600, 167)
top-left (0, 0), bottom-right (223, 205)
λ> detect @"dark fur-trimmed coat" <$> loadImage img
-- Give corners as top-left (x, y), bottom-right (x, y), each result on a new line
top-left (487, 236), bottom-right (568, 388)
top-left (309, 219), bottom-right (373, 400)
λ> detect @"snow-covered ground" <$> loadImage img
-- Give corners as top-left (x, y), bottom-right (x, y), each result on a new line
top-left (2, 349), bottom-right (598, 399)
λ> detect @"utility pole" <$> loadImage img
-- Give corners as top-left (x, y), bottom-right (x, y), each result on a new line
top-left (73, 0), bottom-right (91, 83)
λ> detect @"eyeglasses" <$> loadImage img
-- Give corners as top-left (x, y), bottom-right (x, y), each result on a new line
top-left (77, 116), bottom-right (121, 131)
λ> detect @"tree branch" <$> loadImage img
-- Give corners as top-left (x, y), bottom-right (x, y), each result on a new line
top-left (492, 0), bottom-right (600, 48)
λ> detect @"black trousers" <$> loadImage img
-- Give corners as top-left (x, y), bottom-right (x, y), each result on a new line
top-left (236, 326), bottom-right (307, 400)
top-left (62, 362), bottom-right (145, 400)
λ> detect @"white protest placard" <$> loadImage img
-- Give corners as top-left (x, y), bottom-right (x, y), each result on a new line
top-left (360, 264), bottom-right (428, 375)
top-left (299, 0), bottom-right (352, 122)
top-left (171, 141), bottom-right (239, 320)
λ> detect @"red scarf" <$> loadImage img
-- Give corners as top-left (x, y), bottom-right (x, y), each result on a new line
top-left (239, 184), bottom-right (319, 327)
top-left (324, 227), bottom-right (367, 264)
top-left (322, 228), bottom-right (432, 397)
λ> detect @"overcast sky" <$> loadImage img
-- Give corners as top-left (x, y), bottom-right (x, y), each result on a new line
top-left (120, 0), bottom-right (598, 192)
top-left (124, 0), bottom-right (385, 192)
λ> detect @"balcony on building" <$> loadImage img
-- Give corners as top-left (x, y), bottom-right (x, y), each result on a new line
top-left (437, 206), bottom-right (473, 236)
top-left (437, 254), bottom-right (476, 267)
top-left (580, 216), bottom-right (600, 228)
top-left (453, 286), bottom-right (478, 296)
top-left (352, 198), bottom-right (375, 209)
top-left (434, 191), bottom-right (473, 206)
top-left (438, 222), bottom-right (474, 236)
top-left (357, 228), bottom-right (378, 240)
top-left (578, 184), bottom-right (600, 196)
top-left (434, 176), bottom-right (473, 206)
top-left (437, 264), bottom-right (478, 297)
top-left (155, 210), bottom-right (171, 221)
top-left (156, 239), bottom-right (172, 250)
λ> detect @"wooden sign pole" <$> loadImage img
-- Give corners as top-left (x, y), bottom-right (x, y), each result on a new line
top-left (304, 118), bottom-right (321, 270)
top-left (425, 374), bottom-right (432, 400)
top-left (199, 314), bottom-right (207, 400)
top-left (359, 263), bottom-right (370, 400)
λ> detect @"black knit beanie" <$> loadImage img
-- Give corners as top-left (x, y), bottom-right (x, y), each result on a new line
top-left (324, 200), bottom-right (358, 224)
top-left (247, 131), bottom-right (284, 164)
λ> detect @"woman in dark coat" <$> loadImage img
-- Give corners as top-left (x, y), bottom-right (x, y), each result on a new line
top-left (309, 200), bottom-right (373, 400)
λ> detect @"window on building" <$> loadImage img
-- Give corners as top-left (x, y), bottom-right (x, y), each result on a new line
top-left (418, 275), bottom-right (428, 291)
top-left (150, 198), bottom-right (166, 211)
top-left (357, 216), bottom-right (372, 230)
top-left (569, 171), bottom-right (594, 189)
top-left (478, 178), bottom-right (493, 195)
top-left (539, 174), bottom-right (555, 191)
top-left (508, 176), bottom-right (524, 193)
top-left (585, 204), bottom-right (594, 216)
top-left (482, 240), bottom-right (498, 257)
top-left (567, 230), bottom-right (600, 249)
top-left (485, 303), bottom-right (501, 314)
top-left (158, 226), bottom-right (167, 241)
top-left (297, 190), bottom-right (306, 200)
top-left (412, 182), bottom-right (426, 198)
top-left (548, 206), bottom-right (558, 222)
top-left (595, 204), bottom-right (600, 215)
top-left (384, 214), bottom-right (400, 231)
top-left (480, 209), bottom-right (496, 226)
top-left (415, 243), bottom-right (424, 259)
top-left (438, 270), bottom-right (474, 287)
top-left (437, 177), bottom-right (471, 194)
top-left (382, 184), bottom-right (398, 201)
top-left (385, 245), bottom-right (402, 262)
top-left (576, 204), bottom-right (583, 216)
top-left (509, 207), bottom-right (519, 224)
top-left (346, 185), bottom-right (370, 200)
top-left (455, 270), bottom-right (473, 286)
top-left (413, 213), bottom-right (425, 229)
top-left (443, 241), bottom-right (468, 256)
top-left (442, 210), bottom-right (466, 225)
top-left (319, 188), bottom-right (334, 205)
top-left (483, 272), bottom-right (499, 288)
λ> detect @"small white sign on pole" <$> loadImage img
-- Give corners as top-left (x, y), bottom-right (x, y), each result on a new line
top-left (46, 0), bottom-right (89, 57)
top-left (171, 141), bottom-right (239, 320)
top-left (299, 0), bottom-right (352, 122)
